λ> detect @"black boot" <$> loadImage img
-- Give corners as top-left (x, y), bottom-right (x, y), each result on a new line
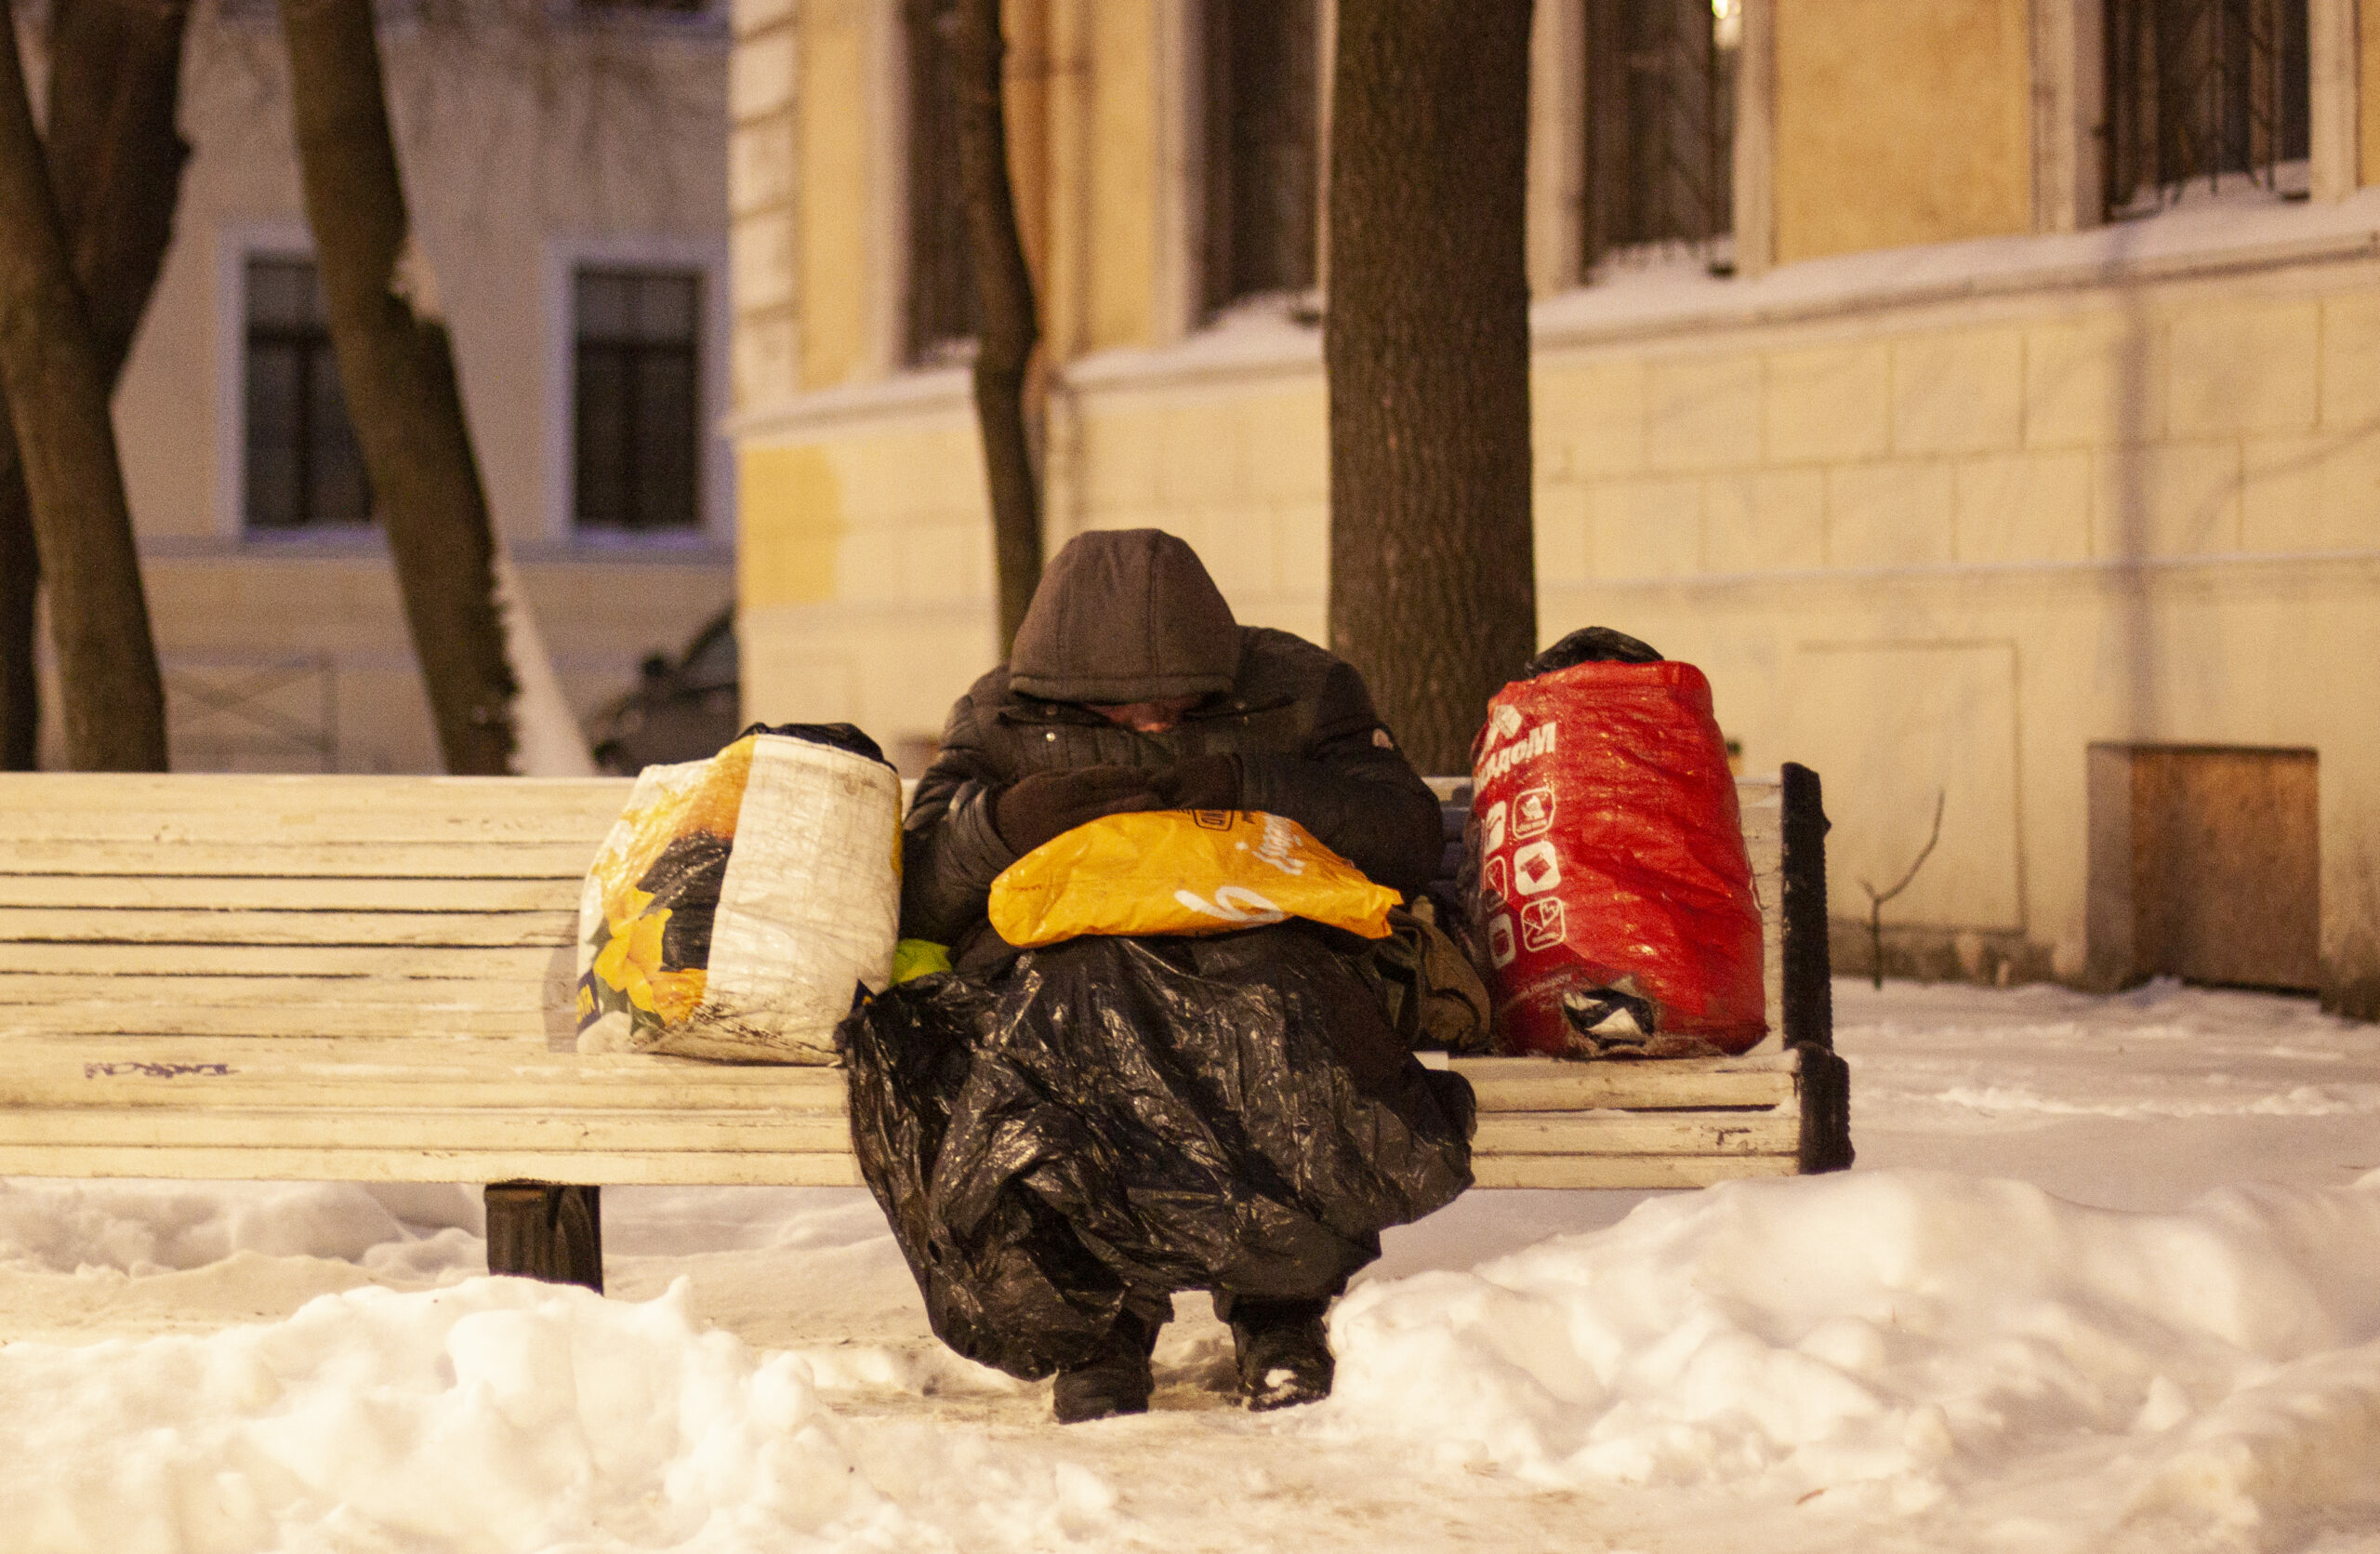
top-left (1051, 1308), bottom-right (1158, 1424)
top-left (1224, 1296), bottom-right (1334, 1412)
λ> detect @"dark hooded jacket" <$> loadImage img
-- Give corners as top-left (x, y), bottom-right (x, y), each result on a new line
top-left (901, 529), bottom-right (1443, 962)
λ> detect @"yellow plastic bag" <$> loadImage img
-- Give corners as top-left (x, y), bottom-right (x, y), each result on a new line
top-left (987, 809), bottom-right (1401, 949)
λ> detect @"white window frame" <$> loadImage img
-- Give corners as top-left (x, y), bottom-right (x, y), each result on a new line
top-left (215, 219), bottom-right (384, 548)
top-left (542, 233), bottom-right (736, 551)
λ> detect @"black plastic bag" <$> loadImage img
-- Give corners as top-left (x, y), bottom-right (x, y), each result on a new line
top-left (840, 926), bottom-right (1476, 1379)
top-left (735, 720), bottom-right (893, 768)
top-left (1520, 625), bottom-right (1662, 679)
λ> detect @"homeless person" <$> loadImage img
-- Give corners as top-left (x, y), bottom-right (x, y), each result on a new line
top-left (840, 528), bottom-right (1476, 1424)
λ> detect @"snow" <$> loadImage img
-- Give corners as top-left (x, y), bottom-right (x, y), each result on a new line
top-left (1064, 189), bottom-right (2380, 398)
top-left (493, 553), bottom-right (600, 779)
top-left (2, 977), bottom-right (2376, 1553)
top-left (1322, 1174), bottom-right (2380, 1534)
top-left (1530, 185), bottom-right (2380, 349)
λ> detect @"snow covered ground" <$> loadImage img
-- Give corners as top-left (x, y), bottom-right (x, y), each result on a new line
top-left (3, 977), bottom-right (2376, 1553)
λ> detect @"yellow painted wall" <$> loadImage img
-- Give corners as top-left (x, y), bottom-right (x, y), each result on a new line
top-left (2362, 1), bottom-right (2380, 185)
top-left (1004, 0), bottom-right (1053, 297)
top-left (1043, 0), bottom-right (1092, 360)
top-left (1083, 0), bottom-right (1159, 352)
top-left (1772, 0), bottom-right (2034, 263)
top-left (798, 0), bottom-right (877, 389)
top-left (738, 444), bottom-right (846, 607)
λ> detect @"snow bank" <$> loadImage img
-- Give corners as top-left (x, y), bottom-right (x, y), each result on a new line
top-left (1319, 1169), bottom-right (2380, 1544)
top-left (0, 1275), bottom-right (1117, 1554)
top-left (0, 1179), bottom-right (481, 1280)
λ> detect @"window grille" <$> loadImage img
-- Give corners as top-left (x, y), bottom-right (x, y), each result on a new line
top-left (904, 0), bottom-right (977, 364)
top-left (2104, 0), bottom-right (2309, 214)
top-left (1200, 0), bottom-right (1319, 317)
top-left (1584, 0), bottom-right (1738, 276)
top-left (574, 268), bottom-right (702, 534)
top-left (243, 257), bottom-right (371, 533)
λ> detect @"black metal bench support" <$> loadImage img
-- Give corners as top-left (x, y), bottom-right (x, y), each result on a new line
top-left (485, 1181), bottom-right (604, 1292)
top-left (1781, 763), bottom-right (1853, 1173)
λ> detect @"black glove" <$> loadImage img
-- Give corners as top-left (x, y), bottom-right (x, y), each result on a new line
top-left (1156, 752), bottom-right (1242, 811)
top-left (994, 765), bottom-right (1162, 855)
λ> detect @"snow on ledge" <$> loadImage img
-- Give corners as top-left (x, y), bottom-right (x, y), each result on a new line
top-left (735, 191), bottom-right (2380, 424)
top-left (1531, 186), bottom-right (2380, 351)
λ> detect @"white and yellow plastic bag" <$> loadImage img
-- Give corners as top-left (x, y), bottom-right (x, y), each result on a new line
top-left (575, 730), bottom-right (901, 1062)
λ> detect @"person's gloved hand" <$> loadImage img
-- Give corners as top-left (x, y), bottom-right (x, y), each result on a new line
top-left (1157, 752), bottom-right (1241, 811)
top-left (994, 765), bottom-right (1162, 855)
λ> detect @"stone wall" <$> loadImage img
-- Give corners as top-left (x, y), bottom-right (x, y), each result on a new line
top-left (727, 0), bottom-right (2380, 1015)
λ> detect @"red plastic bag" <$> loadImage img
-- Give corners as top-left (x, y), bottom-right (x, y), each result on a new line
top-left (1468, 659), bottom-right (1765, 1057)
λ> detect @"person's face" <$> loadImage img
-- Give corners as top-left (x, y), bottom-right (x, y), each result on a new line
top-left (1088, 696), bottom-right (1200, 734)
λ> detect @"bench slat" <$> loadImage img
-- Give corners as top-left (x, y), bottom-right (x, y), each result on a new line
top-left (5, 943), bottom-right (567, 978)
top-left (4, 1074), bottom-right (840, 1111)
top-left (0, 973), bottom-right (553, 1011)
top-left (0, 1109), bottom-right (1790, 1163)
top-left (0, 1036), bottom-right (842, 1085)
top-left (1476, 1110), bottom-right (1796, 1156)
top-left (0, 1004), bottom-right (559, 1041)
top-left (1470, 1155), bottom-right (1801, 1189)
top-left (1448, 1053), bottom-right (1796, 1111)
top-left (0, 909), bottom-right (578, 948)
top-left (0, 877), bottom-right (581, 911)
top-left (0, 1145), bottom-right (1799, 1190)
top-left (0, 813), bottom-right (627, 845)
top-left (0, 773), bottom-right (633, 817)
top-left (0, 1078), bottom-right (1796, 1158)
top-left (0, 1145), bottom-right (869, 1188)
top-left (0, 1038), bottom-right (1795, 1115)
top-left (1740, 783), bottom-right (1786, 1047)
top-left (0, 1108), bottom-right (857, 1153)
top-left (0, 842), bottom-right (602, 878)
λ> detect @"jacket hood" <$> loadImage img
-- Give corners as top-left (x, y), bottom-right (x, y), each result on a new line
top-left (1008, 529), bottom-right (1240, 703)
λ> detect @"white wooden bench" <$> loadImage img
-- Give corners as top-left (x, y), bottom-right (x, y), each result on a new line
top-left (0, 766), bottom-right (1847, 1290)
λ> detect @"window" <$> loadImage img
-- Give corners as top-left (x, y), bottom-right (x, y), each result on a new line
top-left (904, 0), bottom-right (976, 365)
top-left (574, 268), bottom-right (702, 534)
top-left (2105, 0), bottom-right (2309, 215)
top-left (1583, 0), bottom-right (1738, 275)
top-left (243, 257), bottom-right (371, 533)
top-left (1200, 0), bottom-right (1319, 318)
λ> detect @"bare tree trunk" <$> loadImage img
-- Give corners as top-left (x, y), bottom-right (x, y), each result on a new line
top-left (49, 0), bottom-right (192, 380)
top-left (950, 0), bottom-right (1043, 653)
top-left (1324, 0), bottom-right (1536, 775)
top-left (0, 6), bottom-right (168, 770)
top-left (283, 0), bottom-right (516, 775)
top-left (0, 0), bottom-right (192, 772)
top-left (0, 479), bottom-right (32, 768)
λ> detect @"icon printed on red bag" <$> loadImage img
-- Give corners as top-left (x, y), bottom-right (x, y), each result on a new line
top-left (1512, 785), bottom-right (1556, 838)
top-left (1483, 704), bottom-right (1525, 749)
top-left (1480, 799), bottom-right (1508, 855)
top-left (1483, 854), bottom-right (1510, 902)
top-left (1520, 897), bottom-right (1566, 952)
top-left (1487, 912), bottom-right (1516, 968)
top-left (1512, 839), bottom-right (1561, 896)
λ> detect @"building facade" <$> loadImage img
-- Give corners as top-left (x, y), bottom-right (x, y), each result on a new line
top-left (37, 0), bottom-right (737, 776)
top-left (729, 0), bottom-right (2380, 1017)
